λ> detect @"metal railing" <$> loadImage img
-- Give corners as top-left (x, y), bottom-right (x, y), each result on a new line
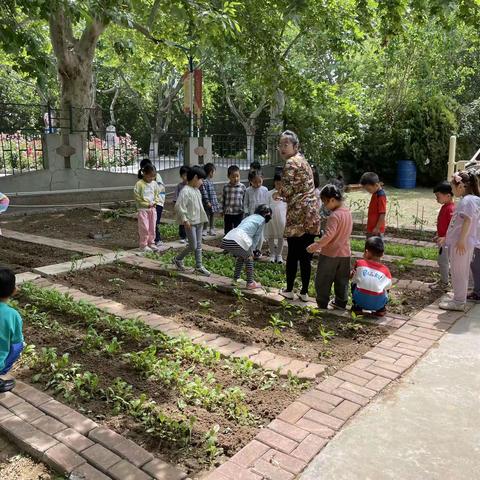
top-left (0, 131), bottom-right (44, 176)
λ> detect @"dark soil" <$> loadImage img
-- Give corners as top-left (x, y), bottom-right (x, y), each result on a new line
top-left (352, 224), bottom-right (436, 241)
top-left (15, 294), bottom-right (302, 477)
top-left (0, 237), bottom-right (85, 273)
top-left (0, 208), bottom-right (140, 250)
top-left (55, 263), bottom-right (389, 367)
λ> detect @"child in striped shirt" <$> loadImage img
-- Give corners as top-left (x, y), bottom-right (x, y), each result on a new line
top-left (223, 165), bottom-right (246, 234)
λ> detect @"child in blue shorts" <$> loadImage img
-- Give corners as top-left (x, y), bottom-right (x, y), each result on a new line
top-left (0, 267), bottom-right (24, 392)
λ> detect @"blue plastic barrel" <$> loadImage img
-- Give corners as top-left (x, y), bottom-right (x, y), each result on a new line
top-left (395, 160), bottom-right (417, 189)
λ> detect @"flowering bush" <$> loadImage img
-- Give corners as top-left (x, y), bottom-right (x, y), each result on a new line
top-left (0, 132), bottom-right (44, 172)
top-left (86, 133), bottom-right (140, 169)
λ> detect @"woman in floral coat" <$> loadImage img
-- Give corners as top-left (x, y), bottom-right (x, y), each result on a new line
top-left (277, 130), bottom-right (320, 302)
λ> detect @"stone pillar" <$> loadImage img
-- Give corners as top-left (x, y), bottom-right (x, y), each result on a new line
top-left (43, 133), bottom-right (86, 171)
top-left (184, 137), bottom-right (212, 166)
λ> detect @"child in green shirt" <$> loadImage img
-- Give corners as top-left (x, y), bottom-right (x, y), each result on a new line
top-left (0, 268), bottom-right (24, 392)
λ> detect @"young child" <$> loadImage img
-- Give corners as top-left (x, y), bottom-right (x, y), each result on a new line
top-left (139, 159), bottom-right (166, 247)
top-left (200, 163), bottom-right (220, 237)
top-left (440, 171), bottom-right (480, 311)
top-left (174, 166), bottom-right (190, 243)
top-left (244, 170), bottom-right (269, 258)
top-left (221, 204), bottom-right (272, 290)
top-left (433, 181), bottom-right (455, 287)
top-left (249, 160), bottom-right (263, 177)
top-left (307, 184), bottom-right (353, 309)
top-left (0, 192), bottom-right (9, 236)
top-left (266, 173), bottom-right (287, 263)
top-left (0, 267), bottom-right (24, 393)
top-left (223, 165), bottom-right (246, 234)
top-left (134, 164), bottom-right (161, 252)
top-left (351, 237), bottom-right (392, 317)
top-left (173, 165), bottom-right (210, 276)
top-left (360, 172), bottom-right (387, 238)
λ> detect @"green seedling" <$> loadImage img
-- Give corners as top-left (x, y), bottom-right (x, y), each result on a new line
top-left (318, 324), bottom-right (335, 344)
top-left (268, 313), bottom-right (292, 336)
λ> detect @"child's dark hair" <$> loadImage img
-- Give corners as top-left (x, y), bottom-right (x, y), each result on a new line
top-left (179, 165), bottom-right (190, 177)
top-left (0, 267), bottom-right (16, 298)
top-left (227, 165), bottom-right (240, 176)
top-left (187, 165), bottom-right (206, 182)
top-left (280, 130), bottom-right (299, 146)
top-left (139, 158), bottom-right (152, 169)
top-left (273, 173), bottom-right (282, 182)
top-left (254, 204), bottom-right (272, 220)
top-left (138, 163), bottom-right (156, 179)
top-left (433, 181), bottom-right (453, 196)
top-left (204, 163), bottom-right (216, 176)
top-left (311, 164), bottom-right (320, 189)
top-left (365, 236), bottom-right (385, 256)
top-left (248, 170), bottom-right (262, 182)
top-left (452, 170), bottom-right (480, 197)
top-left (360, 172), bottom-right (380, 186)
top-left (250, 161), bottom-right (262, 172)
top-left (320, 184), bottom-right (343, 201)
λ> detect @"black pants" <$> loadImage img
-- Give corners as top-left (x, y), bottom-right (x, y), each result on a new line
top-left (155, 205), bottom-right (164, 243)
top-left (315, 255), bottom-right (351, 308)
top-left (179, 224), bottom-right (186, 240)
top-left (286, 234), bottom-right (315, 295)
top-left (224, 214), bottom-right (243, 234)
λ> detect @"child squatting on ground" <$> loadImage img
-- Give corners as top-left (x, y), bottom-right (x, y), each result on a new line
top-left (221, 204), bottom-right (272, 290)
top-left (440, 171), bottom-right (480, 311)
top-left (360, 171), bottom-right (387, 238)
top-left (433, 181), bottom-right (455, 287)
top-left (307, 184), bottom-right (353, 310)
top-left (173, 166), bottom-right (211, 277)
top-left (174, 166), bottom-right (190, 243)
top-left (223, 165), bottom-right (246, 234)
top-left (200, 163), bottom-right (220, 237)
top-left (266, 173), bottom-right (287, 264)
top-left (244, 170), bottom-right (269, 259)
top-left (351, 236), bottom-right (392, 317)
top-left (0, 268), bottom-right (24, 393)
top-left (139, 158), bottom-right (166, 247)
top-left (134, 163), bottom-right (161, 252)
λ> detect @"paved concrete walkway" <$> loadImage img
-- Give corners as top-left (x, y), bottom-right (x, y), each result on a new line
top-left (301, 304), bottom-right (480, 480)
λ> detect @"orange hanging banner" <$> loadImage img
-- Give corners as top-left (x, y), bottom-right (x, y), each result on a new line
top-left (183, 71), bottom-right (193, 114)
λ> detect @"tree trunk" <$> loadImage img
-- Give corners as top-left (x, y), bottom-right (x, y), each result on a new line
top-left (149, 130), bottom-right (161, 164)
top-left (246, 133), bottom-right (255, 164)
top-left (267, 89), bottom-right (285, 163)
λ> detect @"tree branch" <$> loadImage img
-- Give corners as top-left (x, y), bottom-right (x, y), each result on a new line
top-left (147, 0), bottom-right (162, 30)
top-left (119, 71), bottom-right (151, 129)
top-left (282, 30), bottom-right (303, 60)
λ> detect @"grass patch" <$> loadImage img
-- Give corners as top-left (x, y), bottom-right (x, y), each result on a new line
top-left (350, 239), bottom-right (437, 261)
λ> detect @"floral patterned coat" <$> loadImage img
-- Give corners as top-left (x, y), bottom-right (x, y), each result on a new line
top-left (279, 154), bottom-right (320, 237)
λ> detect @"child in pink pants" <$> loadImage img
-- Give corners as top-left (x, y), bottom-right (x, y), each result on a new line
top-left (440, 171), bottom-right (480, 311)
top-left (134, 164), bottom-right (161, 252)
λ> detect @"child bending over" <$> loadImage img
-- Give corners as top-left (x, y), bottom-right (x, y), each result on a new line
top-left (174, 166), bottom-right (210, 276)
top-left (307, 185), bottom-right (353, 309)
top-left (0, 268), bottom-right (24, 392)
top-left (351, 237), bottom-right (392, 317)
top-left (221, 204), bottom-right (272, 290)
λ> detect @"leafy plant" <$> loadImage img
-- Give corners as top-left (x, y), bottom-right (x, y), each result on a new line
top-left (203, 424), bottom-right (224, 463)
top-left (318, 325), bottom-right (336, 344)
top-left (268, 313), bottom-right (292, 336)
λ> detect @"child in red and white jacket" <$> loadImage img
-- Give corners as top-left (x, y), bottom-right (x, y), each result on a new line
top-left (351, 236), bottom-right (392, 317)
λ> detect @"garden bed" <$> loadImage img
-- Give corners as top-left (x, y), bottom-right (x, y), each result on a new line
top-left (0, 237), bottom-right (86, 273)
top-left (0, 208), bottom-right (182, 250)
top-left (54, 262), bottom-right (389, 367)
top-left (13, 283), bottom-right (308, 477)
top-left (352, 225), bottom-right (436, 242)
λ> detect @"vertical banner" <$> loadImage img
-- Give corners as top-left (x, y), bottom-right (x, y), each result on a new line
top-left (183, 71), bottom-right (193, 114)
top-left (194, 69), bottom-right (202, 116)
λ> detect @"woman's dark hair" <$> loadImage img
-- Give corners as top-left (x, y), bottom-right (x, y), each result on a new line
top-left (280, 130), bottom-right (299, 146)
top-left (311, 164), bottom-right (320, 189)
top-left (254, 204), bottom-right (272, 223)
top-left (204, 163), bottom-right (216, 176)
top-left (433, 181), bottom-right (453, 195)
top-left (365, 236), bottom-right (385, 256)
top-left (179, 165), bottom-right (190, 176)
top-left (0, 267), bottom-right (16, 298)
top-left (138, 163), bottom-right (156, 179)
top-left (227, 165), bottom-right (240, 176)
top-left (320, 184), bottom-right (343, 201)
top-left (139, 158), bottom-right (152, 169)
top-left (248, 170), bottom-right (262, 182)
top-left (360, 172), bottom-right (380, 186)
top-left (187, 165), bottom-right (206, 181)
top-left (452, 170), bottom-right (480, 197)
top-left (273, 173), bottom-right (282, 182)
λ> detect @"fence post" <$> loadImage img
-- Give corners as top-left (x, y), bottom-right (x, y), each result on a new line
top-left (447, 135), bottom-right (456, 180)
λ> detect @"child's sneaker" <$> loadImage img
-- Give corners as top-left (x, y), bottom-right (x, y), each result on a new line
top-left (0, 378), bottom-right (15, 393)
top-left (202, 231), bottom-right (207, 237)
top-left (269, 255), bottom-right (276, 263)
top-left (298, 293), bottom-right (312, 303)
top-left (149, 244), bottom-right (159, 251)
top-left (467, 292), bottom-right (480, 303)
top-left (328, 301), bottom-right (346, 311)
top-left (179, 238), bottom-right (187, 244)
top-left (275, 256), bottom-right (284, 264)
top-left (439, 300), bottom-right (465, 311)
top-left (155, 240), bottom-right (164, 247)
top-left (279, 289), bottom-right (295, 300)
top-left (143, 246), bottom-right (153, 253)
top-left (209, 229), bottom-right (217, 236)
top-left (373, 307), bottom-right (387, 317)
top-left (247, 281), bottom-right (262, 290)
top-left (173, 257), bottom-right (186, 271)
top-left (195, 266), bottom-right (211, 277)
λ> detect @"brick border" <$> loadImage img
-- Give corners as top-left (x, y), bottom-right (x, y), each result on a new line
top-left (0, 382), bottom-right (187, 480)
top-left (203, 300), bottom-right (468, 480)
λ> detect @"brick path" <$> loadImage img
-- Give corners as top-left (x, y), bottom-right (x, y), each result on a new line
top-left (0, 382), bottom-right (187, 480)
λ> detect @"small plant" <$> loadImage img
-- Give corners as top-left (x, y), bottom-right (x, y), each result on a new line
top-left (198, 300), bottom-right (213, 310)
top-left (69, 255), bottom-right (83, 273)
top-left (268, 313), bottom-right (292, 336)
top-left (232, 287), bottom-right (245, 301)
top-left (203, 283), bottom-right (218, 291)
top-left (318, 324), bottom-right (335, 344)
top-left (203, 424), bottom-right (224, 463)
top-left (108, 277), bottom-right (125, 288)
